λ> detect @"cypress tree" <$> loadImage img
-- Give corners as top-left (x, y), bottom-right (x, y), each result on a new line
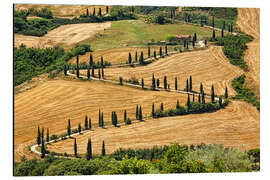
top-left (187, 94), bottom-right (191, 110)
top-left (85, 115), bottom-right (88, 130)
top-left (152, 103), bottom-right (155, 117)
top-left (111, 111), bottom-right (114, 126)
top-left (186, 79), bottom-right (189, 92)
top-left (223, 21), bottom-right (226, 30)
top-left (186, 40), bottom-right (189, 49)
top-left (198, 94), bottom-right (201, 103)
top-left (219, 96), bottom-right (223, 108)
top-left (101, 112), bottom-right (104, 128)
top-left (200, 83), bottom-right (203, 94)
top-left (139, 51), bottom-right (144, 64)
top-left (159, 46), bottom-right (162, 57)
top-left (101, 56), bottom-right (104, 67)
top-left (152, 73), bottom-right (156, 90)
top-left (106, 6), bottom-right (109, 14)
top-left (157, 79), bottom-right (160, 88)
top-left (98, 68), bottom-right (101, 79)
top-left (124, 110), bottom-right (127, 123)
top-left (86, 138), bottom-right (92, 160)
top-left (102, 140), bottom-right (106, 156)
top-left (89, 54), bottom-right (93, 68)
top-left (89, 118), bottom-right (92, 130)
top-left (86, 8), bottom-right (89, 16)
top-left (64, 64), bottom-right (67, 76)
top-left (85, 66), bottom-right (89, 79)
top-left (128, 52), bottom-right (132, 64)
top-left (225, 86), bottom-right (228, 99)
top-left (135, 51), bottom-right (138, 62)
top-left (148, 46), bottom-right (151, 57)
top-left (99, 109), bottom-right (101, 127)
top-left (189, 76), bottom-right (192, 92)
top-left (139, 105), bottom-right (142, 120)
top-left (194, 33), bottom-right (197, 42)
top-left (202, 91), bottom-right (205, 104)
top-left (37, 126), bottom-right (41, 146)
top-left (221, 28), bottom-right (224, 38)
top-left (211, 84), bottom-right (215, 103)
top-left (212, 16), bottom-right (215, 28)
top-left (228, 24), bottom-right (231, 32)
top-left (175, 77), bottom-right (178, 90)
top-left (67, 119), bottom-right (71, 137)
top-left (153, 50), bottom-right (156, 59)
top-left (114, 112), bottom-right (117, 126)
top-left (98, 8), bottom-right (102, 16)
top-left (46, 128), bottom-right (49, 143)
top-left (74, 138), bottom-right (77, 157)
top-left (170, 9), bottom-right (173, 19)
top-left (192, 37), bottom-right (195, 48)
top-left (78, 123), bottom-right (81, 134)
top-left (119, 77), bottom-right (123, 85)
top-left (165, 45), bottom-right (168, 55)
top-left (141, 78), bottom-right (144, 89)
top-left (91, 67), bottom-right (95, 77)
top-left (160, 103), bottom-right (164, 112)
top-left (76, 56), bottom-right (80, 78)
top-left (204, 39), bottom-right (207, 46)
top-left (101, 67), bottom-right (104, 79)
top-left (41, 138), bottom-right (46, 158)
top-left (176, 100), bottom-right (180, 109)
top-left (93, 7), bottom-right (96, 16)
top-left (136, 104), bottom-right (139, 120)
top-left (41, 128), bottom-right (44, 142)
top-left (212, 29), bottom-right (216, 40)
top-left (192, 94), bottom-right (195, 102)
top-left (164, 76), bottom-right (167, 89)
top-left (184, 40), bottom-right (187, 49)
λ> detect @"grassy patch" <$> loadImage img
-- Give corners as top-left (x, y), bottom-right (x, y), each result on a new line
top-left (231, 74), bottom-right (260, 110)
top-left (83, 20), bottom-right (213, 51)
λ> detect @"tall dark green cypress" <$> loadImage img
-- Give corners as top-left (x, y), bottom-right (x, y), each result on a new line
top-left (101, 56), bottom-right (104, 67)
top-left (86, 138), bottom-right (92, 160)
top-left (202, 91), bottom-right (205, 104)
top-left (194, 33), bottom-right (197, 42)
top-left (67, 119), bottom-right (71, 137)
top-left (200, 83), bottom-right (203, 94)
top-left (198, 94), bottom-right (201, 103)
top-left (160, 103), bottom-right (164, 112)
top-left (152, 103), bottom-right (155, 117)
top-left (225, 86), bottom-right (228, 99)
top-left (89, 54), bottom-right (93, 68)
top-left (37, 126), bottom-right (41, 146)
top-left (189, 76), bottom-right (192, 92)
top-left (187, 94), bottom-right (191, 110)
top-left (192, 94), bottom-right (195, 102)
top-left (165, 45), bottom-right (168, 55)
top-left (164, 76), bottom-right (167, 89)
top-left (106, 6), bottom-right (109, 14)
top-left (89, 118), bottom-right (92, 130)
top-left (223, 21), bottom-right (226, 30)
top-left (93, 7), bottom-right (96, 16)
top-left (141, 78), bottom-right (144, 89)
top-left (186, 79), bottom-right (189, 92)
top-left (101, 67), bottom-right (104, 79)
top-left (124, 110), bottom-right (127, 123)
top-left (87, 68), bottom-right (90, 80)
top-left (99, 109), bottom-right (101, 127)
top-left (175, 77), bottom-right (178, 90)
top-left (101, 112), bottom-right (104, 128)
top-left (159, 46), bottom-right (162, 57)
top-left (86, 8), bottom-right (89, 16)
top-left (135, 51), bottom-right (138, 62)
top-left (139, 51), bottom-right (144, 64)
top-left (98, 68), bottom-right (101, 79)
top-left (128, 52), bottom-right (132, 64)
top-left (85, 115), bottom-right (88, 130)
top-left (212, 29), bottom-right (216, 40)
top-left (102, 140), bottom-right (106, 156)
top-left (139, 105), bottom-right (142, 120)
top-left (64, 64), bottom-right (67, 76)
top-left (192, 37), bottom-right (195, 48)
top-left (153, 50), bottom-right (156, 59)
top-left (219, 96), bottom-right (223, 107)
top-left (41, 138), bottom-right (46, 158)
top-left (98, 8), bottom-right (102, 16)
top-left (148, 46), bottom-right (151, 57)
top-left (136, 104), bottom-right (139, 120)
top-left (41, 128), bottom-right (44, 142)
top-left (119, 77), bottom-right (123, 85)
top-left (157, 79), bottom-right (160, 88)
top-left (176, 100), bottom-right (180, 109)
top-left (212, 16), bottom-right (215, 28)
top-left (152, 73), bottom-right (156, 90)
top-left (91, 67), bottom-right (95, 77)
top-left (76, 55), bottom-right (80, 78)
top-left (111, 111), bottom-right (114, 126)
top-left (221, 28), bottom-right (224, 38)
top-left (46, 128), bottom-right (49, 143)
top-left (211, 84), bottom-right (215, 103)
top-left (78, 123), bottom-right (81, 134)
top-left (74, 138), bottom-right (77, 157)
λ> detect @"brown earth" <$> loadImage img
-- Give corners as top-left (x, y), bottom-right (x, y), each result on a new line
top-left (236, 8), bottom-right (260, 98)
top-left (14, 22), bottom-right (111, 49)
top-left (68, 46), bottom-right (176, 65)
top-left (81, 46), bottom-right (244, 96)
top-left (47, 100), bottom-right (259, 156)
top-left (15, 4), bottom-right (111, 17)
top-left (14, 79), bottom-right (193, 161)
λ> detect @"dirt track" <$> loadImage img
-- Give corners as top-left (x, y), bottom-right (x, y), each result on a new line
top-left (47, 100), bottom-right (259, 156)
top-left (237, 8), bottom-right (260, 98)
top-left (82, 46), bottom-right (243, 96)
top-left (14, 79), bottom-right (191, 161)
top-left (14, 22), bottom-right (111, 49)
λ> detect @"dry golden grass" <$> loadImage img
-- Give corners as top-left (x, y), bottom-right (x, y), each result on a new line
top-left (14, 22), bottom-right (111, 49)
top-left (236, 8), bottom-right (260, 98)
top-left (14, 79), bottom-right (192, 161)
top-left (47, 100), bottom-right (259, 156)
top-left (81, 46), bottom-right (243, 96)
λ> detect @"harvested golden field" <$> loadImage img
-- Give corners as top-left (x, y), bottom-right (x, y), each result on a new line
top-left (237, 8), bottom-right (260, 98)
top-left (15, 4), bottom-right (111, 17)
top-left (14, 22), bottom-right (111, 49)
top-left (47, 100), bottom-right (259, 156)
top-left (14, 79), bottom-right (192, 161)
top-left (68, 46), bottom-right (175, 65)
top-left (82, 46), bottom-right (243, 96)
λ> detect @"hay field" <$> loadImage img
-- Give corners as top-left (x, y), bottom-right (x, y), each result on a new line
top-left (237, 8), bottom-right (260, 98)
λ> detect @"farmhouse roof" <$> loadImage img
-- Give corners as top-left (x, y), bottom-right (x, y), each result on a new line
top-left (175, 34), bottom-right (190, 38)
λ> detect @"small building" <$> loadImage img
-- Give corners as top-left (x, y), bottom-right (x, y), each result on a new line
top-left (175, 34), bottom-right (191, 43)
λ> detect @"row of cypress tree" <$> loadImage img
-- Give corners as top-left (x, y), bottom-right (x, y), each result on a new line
top-left (85, 6), bottom-right (109, 17)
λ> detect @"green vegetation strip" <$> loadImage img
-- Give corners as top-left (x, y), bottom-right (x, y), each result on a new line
top-left (232, 74), bottom-right (260, 110)
top-left (15, 143), bottom-right (259, 176)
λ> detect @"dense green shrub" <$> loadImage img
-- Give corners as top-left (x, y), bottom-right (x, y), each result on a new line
top-left (231, 74), bottom-right (260, 110)
top-left (28, 8), bottom-right (53, 19)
